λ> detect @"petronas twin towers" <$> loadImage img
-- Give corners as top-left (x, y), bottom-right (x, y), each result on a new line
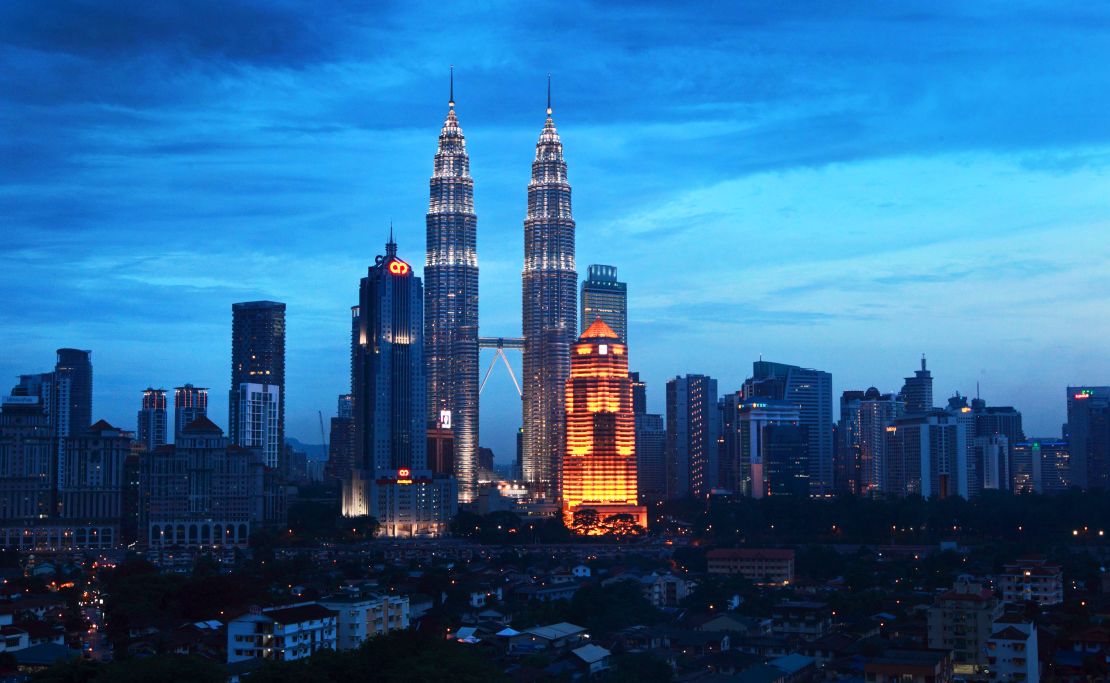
top-left (425, 74), bottom-right (480, 502)
top-left (424, 73), bottom-right (575, 502)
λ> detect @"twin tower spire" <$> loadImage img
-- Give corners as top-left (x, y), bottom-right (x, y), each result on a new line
top-left (424, 68), bottom-right (576, 503)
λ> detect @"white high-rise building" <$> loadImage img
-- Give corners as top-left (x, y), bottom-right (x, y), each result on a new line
top-left (236, 383), bottom-right (280, 469)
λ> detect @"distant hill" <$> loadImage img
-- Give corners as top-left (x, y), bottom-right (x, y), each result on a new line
top-left (284, 438), bottom-right (327, 461)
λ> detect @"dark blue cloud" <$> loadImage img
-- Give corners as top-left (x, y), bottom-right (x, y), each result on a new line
top-left (2, 0), bottom-right (1109, 455)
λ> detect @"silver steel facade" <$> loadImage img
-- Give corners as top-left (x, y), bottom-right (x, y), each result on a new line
top-left (424, 86), bottom-right (479, 502)
top-left (521, 95), bottom-right (577, 497)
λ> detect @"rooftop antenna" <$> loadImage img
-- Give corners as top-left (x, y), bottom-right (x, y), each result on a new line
top-left (386, 221), bottom-right (397, 257)
top-left (449, 65), bottom-right (455, 109)
top-left (546, 73), bottom-right (552, 116)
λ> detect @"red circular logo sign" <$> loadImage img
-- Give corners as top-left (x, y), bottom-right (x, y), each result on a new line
top-left (398, 468), bottom-right (411, 478)
top-left (389, 260), bottom-right (410, 276)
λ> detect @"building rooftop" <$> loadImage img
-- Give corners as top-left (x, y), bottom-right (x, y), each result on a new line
top-left (263, 603), bottom-right (336, 624)
top-left (708, 548), bottom-right (795, 561)
top-left (571, 643), bottom-right (611, 664)
top-left (580, 318), bottom-right (619, 340)
top-left (524, 622), bottom-right (586, 640)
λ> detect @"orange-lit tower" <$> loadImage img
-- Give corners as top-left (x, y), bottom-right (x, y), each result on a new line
top-left (562, 318), bottom-right (647, 531)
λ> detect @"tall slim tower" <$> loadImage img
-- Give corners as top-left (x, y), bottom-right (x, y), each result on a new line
top-left (229, 301), bottom-right (286, 468)
top-left (173, 384), bottom-right (208, 443)
top-left (424, 68), bottom-right (480, 503)
top-left (345, 236), bottom-right (455, 536)
top-left (137, 387), bottom-right (168, 451)
top-left (899, 355), bottom-right (934, 413)
top-left (522, 77), bottom-right (577, 497)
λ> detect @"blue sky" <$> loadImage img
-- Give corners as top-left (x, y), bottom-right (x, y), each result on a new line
top-left (2, 1), bottom-right (1109, 460)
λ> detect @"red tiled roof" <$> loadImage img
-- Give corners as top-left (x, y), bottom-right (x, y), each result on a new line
top-left (182, 415), bottom-right (223, 434)
top-left (707, 548), bottom-right (795, 561)
top-left (88, 419), bottom-right (117, 431)
top-left (937, 589), bottom-right (994, 602)
top-left (990, 626), bottom-right (1029, 641)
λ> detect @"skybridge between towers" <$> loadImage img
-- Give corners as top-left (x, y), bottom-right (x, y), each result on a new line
top-left (478, 337), bottom-right (523, 397)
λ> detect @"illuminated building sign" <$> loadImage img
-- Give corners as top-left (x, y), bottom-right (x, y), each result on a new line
top-left (439, 410), bottom-right (452, 429)
top-left (388, 259), bottom-right (410, 276)
top-left (398, 468), bottom-right (410, 478)
top-left (1075, 390), bottom-right (1093, 400)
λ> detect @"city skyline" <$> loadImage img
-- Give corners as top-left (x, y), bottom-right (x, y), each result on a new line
top-left (4, 3), bottom-right (1110, 460)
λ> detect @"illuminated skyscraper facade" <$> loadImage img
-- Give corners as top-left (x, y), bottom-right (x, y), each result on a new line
top-left (424, 73), bottom-right (479, 503)
top-left (581, 264), bottom-right (627, 343)
top-left (743, 360), bottom-right (833, 495)
top-left (344, 237), bottom-right (455, 536)
top-left (522, 84), bottom-right (577, 497)
top-left (229, 301), bottom-right (285, 467)
top-left (562, 319), bottom-right (645, 530)
top-left (667, 374), bottom-right (720, 498)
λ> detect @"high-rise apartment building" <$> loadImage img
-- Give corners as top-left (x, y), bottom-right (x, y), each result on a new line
top-left (137, 387), bottom-right (167, 452)
top-left (326, 394), bottom-right (355, 483)
top-left (1, 389), bottom-right (127, 551)
top-left (742, 360), bottom-right (833, 495)
top-left (562, 319), bottom-right (646, 529)
top-left (581, 264), bottom-right (627, 343)
top-left (630, 371), bottom-right (647, 416)
top-left (1012, 439), bottom-right (1070, 493)
top-left (54, 348), bottom-right (93, 438)
top-left (629, 371), bottom-right (665, 504)
top-left (839, 390), bottom-right (901, 497)
top-left (522, 82), bottom-right (577, 499)
top-left (424, 72), bottom-right (480, 503)
top-left (1066, 386), bottom-right (1110, 490)
top-left (666, 374), bottom-right (720, 498)
top-left (173, 384), bottom-right (208, 443)
top-left (720, 396), bottom-right (808, 497)
top-left (53, 349), bottom-right (93, 487)
top-left (344, 237), bottom-right (455, 536)
top-left (884, 410), bottom-right (968, 498)
top-left (635, 413), bottom-right (666, 505)
top-left (970, 435), bottom-right (1009, 497)
top-left (836, 390), bottom-right (867, 494)
top-left (236, 383), bottom-right (280, 469)
top-left (141, 416), bottom-right (267, 548)
top-left (899, 356), bottom-right (934, 413)
top-left (229, 301), bottom-right (285, 467)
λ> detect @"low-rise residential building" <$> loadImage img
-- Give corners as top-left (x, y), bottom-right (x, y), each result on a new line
top-left (227, 603), bottom-right (337, 663)
top-left (641, 573), bottom-right (695, 607)
top-left (508, 622), bottom-right (588, 654)
top-left (570, 644), bottom-right (612, 676)
top-left (997, 557), bottom-right (1063, 606)
top-left (863, 648), bottom-right (953, 683)
top-left (927, 580), bottom-right (1003, 673)
top-left (987, 617), bottom-right (1038, 682)
top-left (706, 548), bottom-right (795, 586)
top-left (319, 591), bottom-right (409, 651)
top-left (770, 601), bottom-right (832, 640)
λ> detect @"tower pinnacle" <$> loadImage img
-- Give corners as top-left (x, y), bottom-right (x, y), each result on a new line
top-left (546, 73), bottom-right (552, 116)
top-left (449, 65), bottom-right (455, 110)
